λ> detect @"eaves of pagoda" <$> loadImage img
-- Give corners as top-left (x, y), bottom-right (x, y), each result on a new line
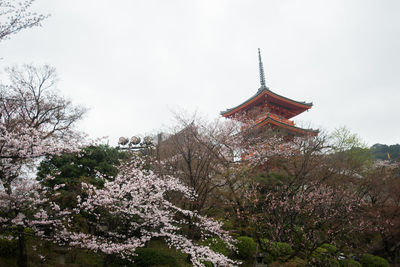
top-left (255, 113), bottom-right (318, 136)
top-left (220, 86), bottom-right (313, 119)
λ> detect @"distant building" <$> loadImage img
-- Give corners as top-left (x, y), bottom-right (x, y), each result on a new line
top-left (221, 49), bottom-right (317, 136)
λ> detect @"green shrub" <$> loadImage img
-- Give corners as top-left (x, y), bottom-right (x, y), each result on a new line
top-left (287, 257), bottom-right (307, 267)
top-left (259, 238), bottom-right (270, 251)
top-left (282, 257), bottom-right (307, 267)
top-left (236, 236), bottom-right (256, 260)
top-left (263, 253), bottom-right (274, 264)
top-left (339, 258), bottom-right (362, 267)
top-left (0, 238), bottom-right (17, 257)
top-left (360, 254), bottom-right (389, 267)
top-left (269, 242), bottom-right (294, 261)
top-left (202, 238), bottom-right (231, 256)
top-left (130, 248), bottom-right (179, 267)
top-left (222, 219), bottom-right (234, 231)
top-left (310, 247), bottom-right (339, 267)
top-left (320, 243), bottom-right (338, 255)
top-left (311, 247), bottom-right (328, 257)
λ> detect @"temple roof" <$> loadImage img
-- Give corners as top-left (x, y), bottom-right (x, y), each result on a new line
top-left (254, 113), bottom-right (318, 136)
top-left (221, 49), bottom-right (313, 119)
top-left (220, 86), bottom-right (313, 118)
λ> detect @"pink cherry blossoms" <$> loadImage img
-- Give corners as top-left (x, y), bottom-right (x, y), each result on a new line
top-left (56, 160), bottom-right (239, 267)
top-left (0, 64), bottom-right (86, 267)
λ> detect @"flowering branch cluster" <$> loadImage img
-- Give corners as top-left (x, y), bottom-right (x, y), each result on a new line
top-left (248, 181), bottom-right (368, 253)
top-left (0, 176), bottom-right (70, 240)
top-left (55, 160), bottom-right (238, 266)
top-left (0, 64), bottom-right (86, 267)
top-left (0, 0), bottom-right (49, 42)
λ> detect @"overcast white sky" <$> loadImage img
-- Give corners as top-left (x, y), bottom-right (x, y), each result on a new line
top-left (1, 0), bottom-right (399, 146)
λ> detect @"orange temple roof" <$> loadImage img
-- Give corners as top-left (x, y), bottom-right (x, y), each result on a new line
top-left (220, 48), bottom-right (317, 136)
top-left (255, 113), bottom-right (318, 136)
top-left (220, 86), bottom-right (312, 119)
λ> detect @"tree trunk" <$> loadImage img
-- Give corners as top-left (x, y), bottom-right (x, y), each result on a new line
top-left (17, 226), bottom-right (27, 267)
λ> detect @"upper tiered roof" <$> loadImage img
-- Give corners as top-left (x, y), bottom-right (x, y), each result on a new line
top-left (221, 48), bottom-right (313, 119)
top-left (220, 86), bottom-right (313, 119)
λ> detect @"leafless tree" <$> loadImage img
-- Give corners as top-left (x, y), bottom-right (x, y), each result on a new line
top-left (157, 118), bottom-right (223, 215)
top-left (1, 64), bottom-right (86, 140)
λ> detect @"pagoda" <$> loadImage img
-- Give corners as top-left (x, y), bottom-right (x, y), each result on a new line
top-left (221, 49), bottom-right (317, 136)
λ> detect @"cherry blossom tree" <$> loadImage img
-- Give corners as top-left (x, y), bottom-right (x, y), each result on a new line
top-left (0, 0), bottom-right (48, 42)
top-left (237, 134), bottom-right (373, 259)
top-left (245, 180), bottom-right (368, 258)
top-left (152, 119), bottom-right (306, 267)
top-left (53, 159), bottom-right (239, 267)
top-left (360, 160), bottom-right (400, 263)
top-left (0, 64), bottom-right (85, 267)
top-left (0, 87), bottom-right (240, 267)
top-left (155, 114), bottom-right (296, 233)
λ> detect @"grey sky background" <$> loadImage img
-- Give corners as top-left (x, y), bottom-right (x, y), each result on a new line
top-left (1, 0), bottom-right (399, 146)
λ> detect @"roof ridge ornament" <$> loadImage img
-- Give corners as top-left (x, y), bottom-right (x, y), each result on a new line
top-left (258, 48), bottom-right (267, 89)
